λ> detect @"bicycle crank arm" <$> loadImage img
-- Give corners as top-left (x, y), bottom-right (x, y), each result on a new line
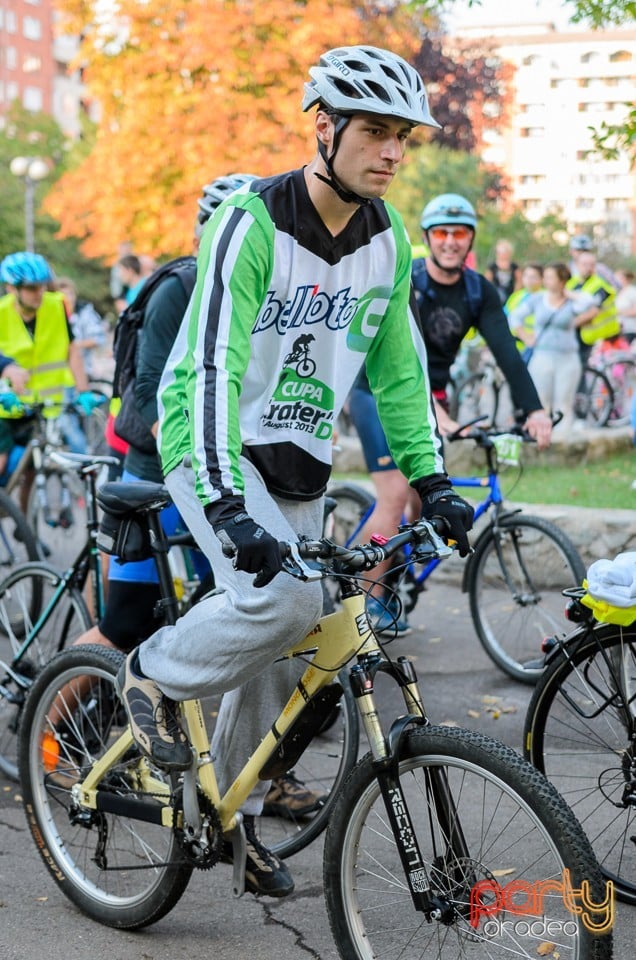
top-left (224, 813), bottom-right (247, 898)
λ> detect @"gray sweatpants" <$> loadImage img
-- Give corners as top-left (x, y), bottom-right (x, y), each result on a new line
top-left (138, 457), bottom-right (324, 813)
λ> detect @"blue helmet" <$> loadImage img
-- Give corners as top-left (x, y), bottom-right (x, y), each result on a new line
top-left (0, 251), bottom-right (53, 286)
top-left (420, 194), bottom-right (477, 232)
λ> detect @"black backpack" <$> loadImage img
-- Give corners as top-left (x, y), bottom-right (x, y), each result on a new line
top-left (112, 256), bottom-right (197, 454)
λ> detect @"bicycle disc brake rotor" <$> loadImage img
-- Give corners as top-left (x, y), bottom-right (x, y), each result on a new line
top-left (430, 856), bottom-right (496, 932)
top-left (172, 786), bottom-right (223, 869)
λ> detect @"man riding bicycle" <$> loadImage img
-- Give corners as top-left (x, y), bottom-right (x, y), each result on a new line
top-left (117, 45), bottom-right (474, 898)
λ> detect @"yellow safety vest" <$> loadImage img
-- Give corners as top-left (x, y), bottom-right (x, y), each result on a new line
top-left (566, 273), bottom-right (619, 345)
top-left (0, 291), bottom-right (75, 418)
top-left (505, 288), bottom-right (541, 351)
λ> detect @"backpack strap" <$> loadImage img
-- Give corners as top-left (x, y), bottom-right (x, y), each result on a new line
top-left (411, 258), bottom-right (483, 323)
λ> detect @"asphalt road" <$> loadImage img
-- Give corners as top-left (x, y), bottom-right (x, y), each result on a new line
top-left (1, 574), bottom-right (633, 959)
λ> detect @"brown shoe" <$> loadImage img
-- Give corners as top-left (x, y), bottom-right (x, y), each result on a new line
top-left (262, 772), bottom-right (325, 819)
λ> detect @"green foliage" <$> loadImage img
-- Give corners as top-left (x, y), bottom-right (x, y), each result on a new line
top-left (0, 104), bottom-right (112, 317)
top-left (386, 143), bottom-right (570, 269)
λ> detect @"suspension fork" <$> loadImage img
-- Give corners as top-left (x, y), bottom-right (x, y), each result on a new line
top-left (349, 656), bottom-right (470, 918)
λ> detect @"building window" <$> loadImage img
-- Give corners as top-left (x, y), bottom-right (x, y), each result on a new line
top-left (23, 16), bottom-right (42, 40)
top-left (522, 55), bottom-right (541, 67)
top-left (6, 81), bottom-right (19, 101)
top-left (23, 86), bottom-right (43, 111)
top-left (610, 50), bottom-right (632, 63)
top-left (5, 47), bottom-right (17, 69)
top-left (581, 51), bottom-right (601, 64)
top-left (6, 10), bottom-right (17, 32)
top-left (23, 55), bottom-right (42, 73)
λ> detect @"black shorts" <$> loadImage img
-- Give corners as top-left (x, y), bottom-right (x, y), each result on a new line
top-left (99, 579), bottom-right (162, 653)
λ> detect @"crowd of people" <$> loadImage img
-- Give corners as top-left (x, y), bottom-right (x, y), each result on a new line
top-left (2, 42), bottom-right (636, 903)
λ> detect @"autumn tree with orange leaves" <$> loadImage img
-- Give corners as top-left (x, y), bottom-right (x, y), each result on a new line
top-left (47, 0), bottom-right (431, 259)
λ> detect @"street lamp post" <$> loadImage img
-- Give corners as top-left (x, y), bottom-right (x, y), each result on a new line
top-left (9, 156), bottom-right (50, 253)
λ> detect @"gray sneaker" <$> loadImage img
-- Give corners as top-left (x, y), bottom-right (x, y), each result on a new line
top-left (115, 651), bottom-right (192, 771)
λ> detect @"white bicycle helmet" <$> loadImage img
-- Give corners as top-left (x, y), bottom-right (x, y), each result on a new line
top-left (197, 174), bottom-right (256, 225)
top-left (570, 234), bottom-right (594, 252)
top-left (302, 45), bottom-right (439, 128)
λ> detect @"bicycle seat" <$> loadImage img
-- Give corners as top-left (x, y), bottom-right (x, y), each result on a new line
top-left (98, 481), bottom-right (172, 516)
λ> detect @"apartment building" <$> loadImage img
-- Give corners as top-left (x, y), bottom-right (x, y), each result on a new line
top-left (0, 0), bottom-right (90, 138)
top-left (455, 21), bottom-right (636, 257)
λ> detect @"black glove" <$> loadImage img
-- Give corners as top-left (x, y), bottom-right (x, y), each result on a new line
top-left (415, 476), bottom-right (474, 558)
top-left (214, 512), bottom-right (282, 587)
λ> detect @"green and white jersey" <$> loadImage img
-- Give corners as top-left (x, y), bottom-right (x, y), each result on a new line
top-left (158, 168), bottom-right (443, 509)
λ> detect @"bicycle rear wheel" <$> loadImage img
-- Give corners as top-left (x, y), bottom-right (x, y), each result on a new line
top-left (606, 356), bottom-right (636, 427)
top-left (324, 725), bottom-right (612, 960)
top-left (452, 371), bottom-right (499, 426)
top-left (575, 366), bottom-right (613, 428)
top-left (0, 563), bottom-right (91, 781)
top-left (524, 623), bottom-right (636, 904)
top-left (467, 514), bottom-right (586, 683)
top-left (0, 488), bottom-right (39, 570)
top-left (27, 466), bottom-right (85, 567)
top-left (78, 390), bottom-right (109, 456)
top-left (19, 646), bottom-right (193, 928)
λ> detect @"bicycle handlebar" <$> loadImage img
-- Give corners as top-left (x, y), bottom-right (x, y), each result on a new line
top-left (447, 410), bottom-right (562, 447)
top-left (221, 518), bottom-right (454, 582)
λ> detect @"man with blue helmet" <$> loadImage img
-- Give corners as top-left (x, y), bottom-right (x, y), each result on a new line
top-left (348, 193), bottom-right (552, 632)
top-left (0, 251), bottom-right (94, 498)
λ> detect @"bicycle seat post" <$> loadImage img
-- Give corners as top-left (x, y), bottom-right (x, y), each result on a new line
top-left (148, 509), bottom-right (181, 627)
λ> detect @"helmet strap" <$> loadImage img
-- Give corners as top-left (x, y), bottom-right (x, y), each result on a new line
top-left (314, 113), bottom-right (371, 206)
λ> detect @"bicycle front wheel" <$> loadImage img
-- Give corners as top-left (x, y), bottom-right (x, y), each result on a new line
top-left (0, 563), bottom-right (91, 781)
top-left (467, 514), bottom-right (586, 683)
top-left (19, 646), bottom-right (193, 928)
top-left (324, 725), bottom-right (612, 960)
top-left (524, 623), bottom-right (636, 904)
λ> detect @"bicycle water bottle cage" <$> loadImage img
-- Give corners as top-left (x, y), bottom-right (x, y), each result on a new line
top-left (258, 682), bottom-right (344, 780)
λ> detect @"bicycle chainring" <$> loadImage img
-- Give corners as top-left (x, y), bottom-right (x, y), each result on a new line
top-left (172, 786), bottom-right (223, 869)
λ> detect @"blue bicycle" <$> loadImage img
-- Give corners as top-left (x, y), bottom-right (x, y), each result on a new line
top-left (327, 420), bottom-right (586, 684)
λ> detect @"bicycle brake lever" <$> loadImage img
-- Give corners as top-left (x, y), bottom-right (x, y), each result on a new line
top-left (282, 541), bottom-right (324, 581)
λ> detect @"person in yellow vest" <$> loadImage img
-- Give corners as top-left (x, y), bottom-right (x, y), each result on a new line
top-left (566, 249), bottom-right (620, 366)
top-left (0, 251), bottom-right (97, 507)
top-left (505, 262), bottom-right (544, 361)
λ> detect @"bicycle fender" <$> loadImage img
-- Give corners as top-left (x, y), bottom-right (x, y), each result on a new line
top-left (460, 508), bottom-right (524, 593)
